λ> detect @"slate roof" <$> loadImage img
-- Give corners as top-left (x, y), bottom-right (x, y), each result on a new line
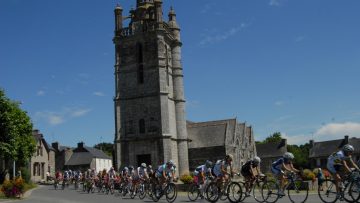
top-left (187, 119), bottom-right (236, 149)
top-left (32, 130), bottom-right (55, 152)
top-left (256, 139), bottom-right (287, 158)
top-left (65, 145), bottom-right (111, 166)
top-left (309, 137), bottom-right (360, 158)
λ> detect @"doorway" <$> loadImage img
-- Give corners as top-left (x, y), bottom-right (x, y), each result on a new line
top-left (137, 154), bottom-right (151, 167)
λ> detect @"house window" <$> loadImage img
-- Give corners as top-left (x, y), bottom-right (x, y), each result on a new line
top-left (139, 119), bottom-right (145, 134)
top-left (33, 163), bottom-right (37, 176)
top-left (165, 47), bottom-right (169, 86)
top-left (137, 43), bottom-right (143, 63)
top-left (126, 120), bottom-right (134, 134)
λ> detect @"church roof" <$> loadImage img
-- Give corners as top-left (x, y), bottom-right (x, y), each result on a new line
top-left (309, 137), bottom-right (360, 158)
top-left (65, 146), bottom-right (111, 166)
top-left (256, 139), bottom-right (287, 158)
top-left (187, 118), bottom-right (239, 148)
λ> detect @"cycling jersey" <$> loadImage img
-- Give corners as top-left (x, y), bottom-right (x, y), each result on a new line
top-left (194, 165), bottom-right (211, 176)
top-left (156, 164), bottom-right (175, 178)
top-left (213, 160), bottom-right (231, 177)
top-left (241, 160), bottom-right (258, 177)
top-left (135, 167), bottom-right (147, 179)
top-left (327, 150), bottom-right (350, 174)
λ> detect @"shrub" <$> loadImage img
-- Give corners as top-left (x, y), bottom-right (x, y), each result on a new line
top-left (19, 167), bottom-right (31, 184)
top-left (180, 174), bottom-right (193, 184)
top-left (302, 169), bottom-right (315, 181)
top-left (0, 177), bottom-right (25, 198)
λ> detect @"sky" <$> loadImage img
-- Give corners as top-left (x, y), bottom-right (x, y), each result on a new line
top-left (1, 0), bottom-right (360, 147)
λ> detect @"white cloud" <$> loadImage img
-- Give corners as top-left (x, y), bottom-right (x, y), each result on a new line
top-left (35, 111), bottom-right (64, 126)
top-left (274, 101), bottom-right (284, 106)
top-left (282, 122), bottom-right (360, 145)
top-left (201, 2), bottom-right (215, 14)
top-left (186, 100), bottom-right (200, 108)
top-left (93, 91), bottom-right (105, 97)
top-left (48, 115), bottom-right (64, 125)
top-left (37, 90), bottom-right (45, 96)
top-left (35, 107), bottom-right (92, 126)
top-left (200, 25), bottom-right (248, 46)
top-left (295, 35), bottom-right (305, 42)
top-left (269, 0), bottom-right (281, 6)
top-left (71, 109), bottom-right (91, 117)
top-left (315, 122), bottom-right (360, 137)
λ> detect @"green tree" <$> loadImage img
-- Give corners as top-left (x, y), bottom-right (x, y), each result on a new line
top-left (94, 142), bottom-right (114, 158)
top-left (0, 88), bottom-right (36, 182)
top-left (287, 144), bottom-right (310, 169)
top-left (262, 132), bottom-right (283, 143)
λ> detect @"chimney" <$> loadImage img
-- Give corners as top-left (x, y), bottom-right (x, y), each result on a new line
top-left (309, 140), bottom-right (314, 148)
top-left (78, 142), bottom-right (84, 149)
top-left (344, 135), bottom-right (349, 144)
top-left (52, 142), bottom-right (59, 151)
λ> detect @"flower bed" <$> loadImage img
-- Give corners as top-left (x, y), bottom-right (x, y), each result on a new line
top-left (1, 177), bottom-right (25, 198)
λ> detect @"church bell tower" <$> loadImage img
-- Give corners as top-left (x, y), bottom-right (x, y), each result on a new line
top-left (113, 0), bottom-right (189, 175)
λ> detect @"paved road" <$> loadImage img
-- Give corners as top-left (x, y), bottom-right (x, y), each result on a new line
top-left (14, 185), bottom-right (332, 203)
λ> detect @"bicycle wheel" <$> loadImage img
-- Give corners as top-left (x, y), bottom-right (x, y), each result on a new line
top-left (238, 182), bottom-right (247, 202)
top-left (188, 184), bottom-right (200, 201)
top-left (152, 184), bottom-right (162, 202)
top-left (261, 180), bottom-right (280, 203)
top-left (253, 181), bottom-right (265, 203)
top-left (318, 179), bottom-right (338, 203)
top-left (139, 183), bottom-right (146, 199)
top-left (287, 180), bottom-right (308, 203)
top-left (349, 181), bottom-right (360, 203)
top-left (227, 182), bottom-right (242, 203)
top-left (206, 182), bottom-right (220, 203)
top-left (165, 183), bottom-right (177, 203)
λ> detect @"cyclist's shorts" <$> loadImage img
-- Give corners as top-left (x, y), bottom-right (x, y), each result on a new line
top-left (271, 167), bottom-right (281, 176)
top-left (327, 163), bottom-right (342, 174)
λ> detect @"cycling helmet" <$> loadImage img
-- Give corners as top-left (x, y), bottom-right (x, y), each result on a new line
top-left (147, 165), bottom-right (152, 169)
top-left (110, 167), bottom-right (114, 170)
top-left (167, 160), bottom-right (174, 166)
top-left (205, 160), bottom-right (213, 168)
top-left (225, 154), bottom-right (233, 161)
top-left (253, 156), bottom-right (261, 164)
top-left (141, 163), bottom-right (147, 168)
top-left (283, 152), bottom-right (294, 160)
top-left (342, 144), bottom-right (354, 153)
top-left (129, 165), bottom-right (134, 170)
top-left (124, 167), bottom-right (129, 171)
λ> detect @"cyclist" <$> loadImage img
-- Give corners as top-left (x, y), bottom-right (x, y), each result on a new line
top-left (241, 156), bottom-right (262, 197)
top-left (194, 160), bottom-right (213, 198)
top-left (327, 144), bottom-right (360, 198)
top-left (271, 152), bottom-right (299, 196)
top-left (213, 154), bottom-right (234, 182)
top-left (156, 160), bottom-right (177, 184)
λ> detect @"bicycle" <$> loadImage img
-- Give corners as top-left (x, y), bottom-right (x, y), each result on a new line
top-left (261, 172), bottom-right (309, 203)
top-left (205, 173), bottom-right (243, 203)
top-left (318, 169), bottom-right (360, 203)
top-left (239, 174), bottom-right (267, 203)
top-left (151, 177), bottom-right (178, 203)
top-left (187, 175), bottom-right (213, 201)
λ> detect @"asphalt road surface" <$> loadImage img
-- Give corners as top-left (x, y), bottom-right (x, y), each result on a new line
top-left (15, 185), bottom-right (336, 203)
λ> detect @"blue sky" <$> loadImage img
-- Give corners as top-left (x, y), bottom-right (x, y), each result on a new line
top-left (1, 0), bottom-right (360, 147)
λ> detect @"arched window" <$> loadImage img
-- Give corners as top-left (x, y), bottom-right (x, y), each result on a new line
top-left (139, 119), bottom-right (145, 134)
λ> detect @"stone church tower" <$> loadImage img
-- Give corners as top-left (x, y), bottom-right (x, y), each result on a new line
top-left (113, 0), bottom-right (189, 175)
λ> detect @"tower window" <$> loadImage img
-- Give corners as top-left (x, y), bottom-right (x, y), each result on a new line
top-left (138, 64), bottom-right (144, 84)
top-left (137, 43), bottom-right (143, 63)
top-left (139, 119), bottom-right (145, 134)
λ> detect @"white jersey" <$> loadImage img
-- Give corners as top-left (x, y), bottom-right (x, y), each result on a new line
top-left (157, 164), bottom-right (175, 176)
top-left (194, 165), bottom-right (211, 176)
top-left (135, 167), bottom-right (147, 178)
top-left (213, 160), bottom-right (230, 177)
top-left (328, 150), bottom-right (349, 166)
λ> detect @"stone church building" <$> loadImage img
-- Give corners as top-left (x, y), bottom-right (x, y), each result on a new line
top-left (113, 0), bottom-right (256, 175)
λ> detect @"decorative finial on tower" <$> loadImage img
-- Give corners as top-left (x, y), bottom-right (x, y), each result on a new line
top-left (168, 6), bottom-right (179, 29)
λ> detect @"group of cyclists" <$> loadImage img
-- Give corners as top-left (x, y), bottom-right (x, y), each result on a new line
top-left (51, 143), bottom-right (359, 203)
